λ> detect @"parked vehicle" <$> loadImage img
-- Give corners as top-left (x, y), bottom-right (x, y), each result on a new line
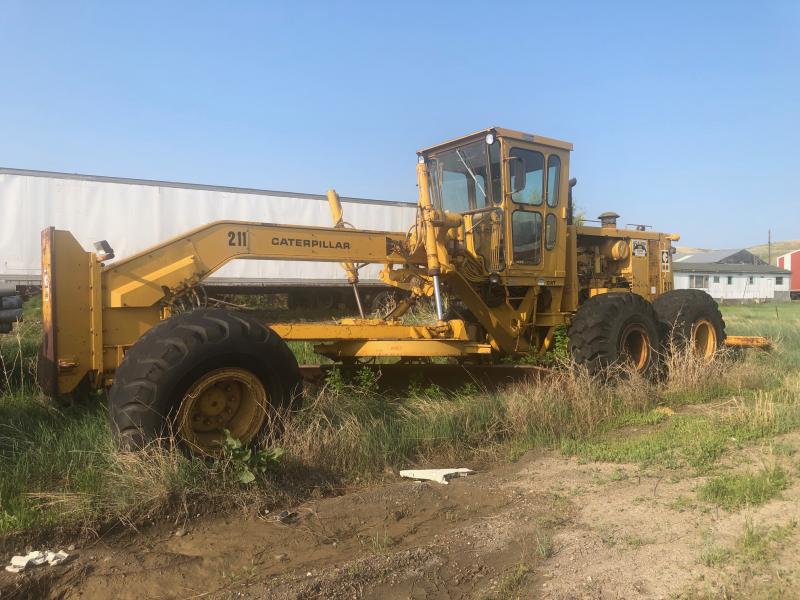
top-left (0, 167), bottom-right (416, 310)
top-left (41, 127), bottom-right (768, 455)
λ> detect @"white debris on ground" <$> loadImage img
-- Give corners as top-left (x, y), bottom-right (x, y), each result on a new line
top-left (4, 550), bottom-right (69, 573)
top-left (399, 468), bottom-right (475, 485)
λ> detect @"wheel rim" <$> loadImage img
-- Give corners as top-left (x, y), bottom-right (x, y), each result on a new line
top-left (176, 367), bottom-right (268, 454)
top-left (692, 319), bottom-right (717, 359)
top-left (619, 324), bottom-right (650, 371)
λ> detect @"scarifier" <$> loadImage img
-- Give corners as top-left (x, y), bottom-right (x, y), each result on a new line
top-left (38, 127), bottom-right (765, 454)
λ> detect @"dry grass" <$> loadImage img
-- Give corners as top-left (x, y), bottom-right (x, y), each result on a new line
top-left (506, 365), bottom-right (652, 442)
top-left (277, 345), bottom-right (769, 481)
top-left (660, 340), bottom-right (778, 407)
top-left (1, 302), bottom-right (796, 539)
top-left (560, 349), bottom-right (799, 470)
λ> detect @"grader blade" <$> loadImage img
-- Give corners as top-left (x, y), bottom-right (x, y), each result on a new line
top-left (297, 363), bottom-right (550, 392)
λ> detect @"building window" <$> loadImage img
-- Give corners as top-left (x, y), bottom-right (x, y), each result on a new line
top-left (776, 277), bottom-right (784, 285)
top-left (690, 275), bottom-right (709, 288)
top-left (713, 276), bottom-right (720, 283)
top-left (748, 276), bottom-right (754, 284)
top-left (727, 276), bottom-right (733, 285)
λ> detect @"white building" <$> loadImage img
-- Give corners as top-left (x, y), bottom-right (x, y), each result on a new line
top-left (673, 249), bottom-right (791, 302)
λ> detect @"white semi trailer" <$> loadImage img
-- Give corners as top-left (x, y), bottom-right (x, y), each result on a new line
top-left (0, 167), bottom-right (416, 309)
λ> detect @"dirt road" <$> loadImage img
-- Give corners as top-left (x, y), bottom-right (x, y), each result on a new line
top-left (5, 436), bottom-right (800, 599)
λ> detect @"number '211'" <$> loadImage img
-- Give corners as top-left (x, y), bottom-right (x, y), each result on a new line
top-left (227, 231), bottom-right (248, 247)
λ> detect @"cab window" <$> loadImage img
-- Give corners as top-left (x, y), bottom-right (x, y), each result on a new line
top-left (546, 155), bottom-right (560, 207)
top-left (429, 140), bottom-right (491, 212)
top-left (510, 148), bottom-right (544, 206)
top-left (440, 171), bottom-right (474, 213)
top-left (512, 211), bottom-right (542, 264)
top-left (489, 140), bottom-right (502, 204)
top-left (545, 213), bottom-right (557, 250)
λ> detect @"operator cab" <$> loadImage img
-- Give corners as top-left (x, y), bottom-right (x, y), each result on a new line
top-left (418, 127), bottom-right (573, 283)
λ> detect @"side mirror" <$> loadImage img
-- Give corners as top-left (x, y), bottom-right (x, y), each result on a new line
top-left (511, 157), bottom-right (526, 193)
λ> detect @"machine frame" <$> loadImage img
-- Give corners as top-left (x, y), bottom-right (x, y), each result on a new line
top-left (41, 127), bottom-right (681, 398)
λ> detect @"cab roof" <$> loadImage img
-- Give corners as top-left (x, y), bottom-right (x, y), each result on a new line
top-left (417, 127), bottom-right (573, 155)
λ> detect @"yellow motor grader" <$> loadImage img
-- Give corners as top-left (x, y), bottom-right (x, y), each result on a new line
top-left (39, 127), bottom-right (747, 454)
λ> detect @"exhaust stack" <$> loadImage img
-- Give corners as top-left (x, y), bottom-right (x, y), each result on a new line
top-left (598, 211), bottom-right (620, 230)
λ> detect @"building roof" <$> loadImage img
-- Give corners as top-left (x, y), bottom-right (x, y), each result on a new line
top-left (674, 249), bottom-right (739, 263)
top-left (673, 262), bottom-right (790, 275)
top-left (0, 167), bottom-right (415, 208)
top-left (673, 248), bottom-right (766, 265)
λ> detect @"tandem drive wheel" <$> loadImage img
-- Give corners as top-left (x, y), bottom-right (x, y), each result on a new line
top-left (653, 289), bottom-right (726, 359)
top-left (108, 309), bottom-right (302, 455)
top-left (568, 292), bottom-right (661, 377)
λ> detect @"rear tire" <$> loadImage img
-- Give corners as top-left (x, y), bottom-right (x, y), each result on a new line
top-left (109, 308), bottom-right (302, 454)
top-left (568, 293), bottom-right (661, 376)
top-left (652, 290), bottom-right (725, 359)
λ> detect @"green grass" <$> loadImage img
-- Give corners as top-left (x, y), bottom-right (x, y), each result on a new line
top-left (287, 340), bottom-right (331, 364)
top-left (561, 384), bottom-right (800, 471)
top-left (670, 495), bottom-right (698, 512)
top-left (696, 520), bottom-right (798, 599)
top-left (738, 519), bottom-right (797, 563)
top-left (495, 562), bottom-right (532, 599)
top-left (721, 303), bottom-right (800, 369)
top-left (602, 407), bottom-right (671, 429)
top-left (700, 542), bottom-right (732, 567)
top-left (283, 378), bottom-right (511, 477)
top-left (562, 415), bottom-right (726, 469)
top-left (560, 304), bottom-right (800, 470)
top-left (560, 386), bottom-right (800, 472)
top-left (698, 518), bottom-right (798, 571)
top-left (1, 393), bottom-right (184, 533)
top-left (0, 300), bottom-right (281, 536)
top-left (0, 296), bottom-right (42, 391)
top-left (0, 388), bottom-right (258, 536)
top-left (534, 530), bottom-right (554, 559)
top-left (698, 466), bottom-right (789, 510)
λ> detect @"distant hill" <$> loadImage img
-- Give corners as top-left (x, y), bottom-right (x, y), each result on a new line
top-left (676, 241), bottom-right (800, 266)
top-left (748, 240), bottom-right (800, 265)
top-left (675, 246), bottom-right (709, 255)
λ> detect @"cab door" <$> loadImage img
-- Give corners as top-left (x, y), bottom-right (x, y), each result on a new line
top-left (504, 142), bottom-right (568, 290)
top-left (504, 144), bottom-right (545, 279)
top-left (543, 152), bottom-right (567, 284)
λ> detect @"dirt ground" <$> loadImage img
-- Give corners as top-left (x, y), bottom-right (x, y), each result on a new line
top-left (4, 435), bottom-right (800, 600)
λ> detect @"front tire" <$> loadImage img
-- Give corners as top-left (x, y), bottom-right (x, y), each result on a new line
top-left (109, 308), bottom-right (302, 454)
top-left (568, 293), bottom-right (661, 376)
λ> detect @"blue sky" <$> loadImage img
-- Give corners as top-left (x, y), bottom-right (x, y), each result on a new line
top-left (1, 1), bottom-right (798, 248)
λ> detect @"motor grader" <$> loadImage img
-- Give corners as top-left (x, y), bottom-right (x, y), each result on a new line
top-left (39, 127), bottom-right (739, 455)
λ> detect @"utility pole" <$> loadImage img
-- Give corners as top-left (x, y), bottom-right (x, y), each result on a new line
top-left (768, 229), bottom-right (772, 265)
